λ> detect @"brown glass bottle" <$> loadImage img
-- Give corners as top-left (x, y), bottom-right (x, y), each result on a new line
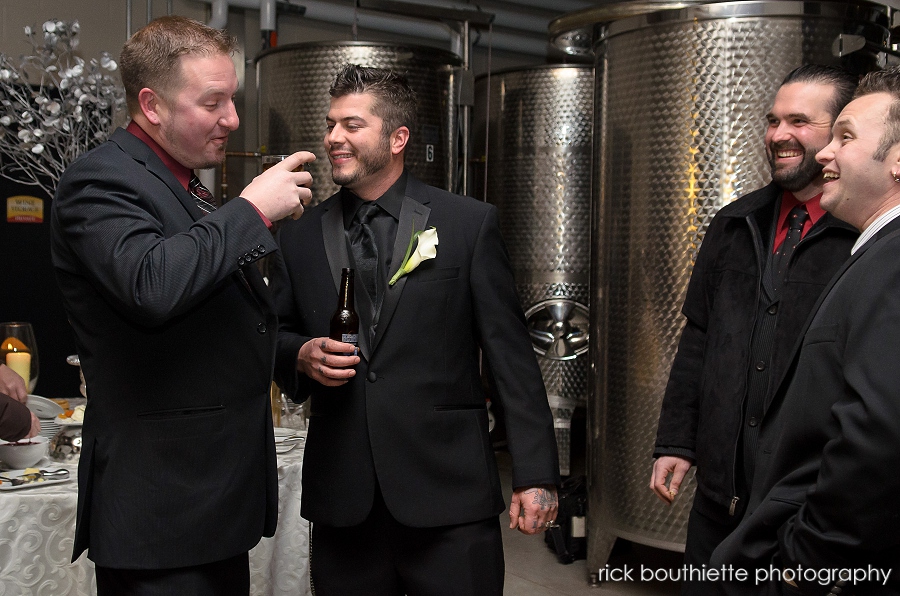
top-left (330, 268), bottom-right (359, 347)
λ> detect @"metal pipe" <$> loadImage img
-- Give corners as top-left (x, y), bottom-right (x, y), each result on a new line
top-left (209, 0), bottom-right (230, 29)
top-left (502, 0), bottom-right (593, 12)
top-left (260, 0), bottom-right (277, 30)
top-left (203, 0), bottom-right (550, 56)
top-left (459, 20), bottom-right (470, 196)
top-left (394, 0), bottom-right (550, 34)
top-left (126, 0), bottom-right (133, 39)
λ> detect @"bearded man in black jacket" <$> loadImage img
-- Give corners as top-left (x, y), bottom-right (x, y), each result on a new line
top-left (648, 64), bottom-right (859, 595)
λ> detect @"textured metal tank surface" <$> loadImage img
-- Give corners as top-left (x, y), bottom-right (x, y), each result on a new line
top-left (550, 0), bottom-right (716, 55)
top-left (473, 65), bottom-right (593, 475)
top-left (579, 0), bottom-right (890, 564)
top-left (256, 42), bottom-right (462, 204)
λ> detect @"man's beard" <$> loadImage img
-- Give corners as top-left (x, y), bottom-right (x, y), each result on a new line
top-left (768, 141), bottom-right (825, 192)
top-left (331, 137), bottom-right (392, 188)
top-left (159, 121), bottom-right (226, 170)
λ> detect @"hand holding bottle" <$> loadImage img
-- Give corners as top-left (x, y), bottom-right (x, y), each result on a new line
top-left (298, 268), bottom-right (361, 387)
top-left (297, 338), bottom-right (359, 387)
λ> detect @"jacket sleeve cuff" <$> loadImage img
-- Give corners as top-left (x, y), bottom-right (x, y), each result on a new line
top-left (0, 393), bottom-right (32, 442)
top-left (653, 446), bottom-right (696, 462)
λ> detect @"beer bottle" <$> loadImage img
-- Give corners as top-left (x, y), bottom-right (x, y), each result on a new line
top-left (330, 268), bottom-right (359, 348)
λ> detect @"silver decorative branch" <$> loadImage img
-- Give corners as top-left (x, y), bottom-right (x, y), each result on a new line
top-left (0, 20), bottom-right (125, 197)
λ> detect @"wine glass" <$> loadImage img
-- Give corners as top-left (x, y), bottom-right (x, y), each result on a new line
top-left (0, 322), bottom-right (39, 393)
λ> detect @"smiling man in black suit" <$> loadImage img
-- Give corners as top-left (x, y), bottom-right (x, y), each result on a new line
top-left (712, 66), bottom-right (900, 595)
top-left (270, 64), bottom-right (560, 595)
top-left (51, 15), bottom-right (314, 595)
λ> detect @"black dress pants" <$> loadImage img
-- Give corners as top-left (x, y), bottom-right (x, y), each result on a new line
top-left (310, 488), bottom-right (504, 596)
top-left (682, 491), bottom-right (744, 596)
top-left (95, 552), bottom-right (250, 596)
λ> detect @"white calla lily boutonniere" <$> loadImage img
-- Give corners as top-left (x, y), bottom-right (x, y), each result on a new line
top-left (389, 226), bottom-right (438, 286)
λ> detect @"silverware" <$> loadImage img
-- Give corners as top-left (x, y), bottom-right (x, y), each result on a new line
top-left (275, 441), bottom-right (304, 454)
top-left (39, 469), bottom-right (70, 479)
top-left (0, 469), bottom-right (70, 485)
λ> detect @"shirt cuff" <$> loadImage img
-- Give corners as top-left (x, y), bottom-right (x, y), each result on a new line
top-left (246, 200), bottom-right (273, 229)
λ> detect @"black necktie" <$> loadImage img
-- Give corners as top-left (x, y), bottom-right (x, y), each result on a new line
top-left (349, 202), bottom-right (380, 312)
top-left (772, 205), bottom-right (809, 289)
top-left (189, 176), bottom-right (217, 214)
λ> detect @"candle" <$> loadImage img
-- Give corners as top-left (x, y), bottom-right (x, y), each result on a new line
top-left (6, 351), bottom-right (31, 389)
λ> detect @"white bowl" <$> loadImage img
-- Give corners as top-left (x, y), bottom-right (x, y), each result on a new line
top-left (0, 436), bottom-right (49, 469)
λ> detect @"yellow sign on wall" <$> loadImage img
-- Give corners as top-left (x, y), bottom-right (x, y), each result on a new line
top-left (6, 195), bottom-right (44, 223)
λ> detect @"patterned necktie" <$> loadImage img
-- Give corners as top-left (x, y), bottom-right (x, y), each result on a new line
top-left (348, 202), bottom-right (380, 312)
top-left (772, 205), bottom-right (810, 289)
top-left (189, 176), bottom-right (217, 214)
top-left (190, 175), bottom-right (255, 293)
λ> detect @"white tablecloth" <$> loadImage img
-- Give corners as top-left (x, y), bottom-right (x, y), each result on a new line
top-left (0, 446), bottom-right (310, 596)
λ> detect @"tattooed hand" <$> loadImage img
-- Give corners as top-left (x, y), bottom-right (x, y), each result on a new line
top-left (297, 337), bottom-right (359, 387)
top-left (508, 485), bottom-right (559, 535)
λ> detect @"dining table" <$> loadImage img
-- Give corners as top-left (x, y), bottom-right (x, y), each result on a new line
top-left (0, 434), bottom-right (310, 595)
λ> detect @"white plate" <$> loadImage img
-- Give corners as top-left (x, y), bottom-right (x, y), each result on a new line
top-left (53, 416), bottom-right (83, 426)
top-left (26, 395), bottom-right (64, 419)
top-left (38, 421), bottom-right (61, 440)
top-left (0, 466), bottom-right (71, 491)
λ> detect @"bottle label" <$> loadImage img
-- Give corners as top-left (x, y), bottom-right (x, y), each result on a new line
top-left (571, 515), bottom-right (586, 538)
top-left (341, 333), bottom-right (359, 345)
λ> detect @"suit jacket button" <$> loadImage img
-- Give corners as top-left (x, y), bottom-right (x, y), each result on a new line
top-left (251, 250), bottom-right (260, 258)
top-left (238, 257), bottom-right (246, 266)
top-left (257, 323), bottom-right (267, 334)
top-left (367, 371), bottom-right (376, 383)
top-left (258, 245), bottom-right (266, 253)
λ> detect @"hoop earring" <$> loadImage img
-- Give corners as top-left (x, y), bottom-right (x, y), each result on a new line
top-left (894, 171), bottom-right (900, 183)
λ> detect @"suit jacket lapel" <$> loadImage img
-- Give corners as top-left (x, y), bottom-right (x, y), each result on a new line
top-left (321, 202), bottom-right (349, 293)
top-left (112, 128), bottom-right (201, 221)
top-left (764, 220), bottom-right (898, 413)
top-left (321, 199), bottom-right (373, 360)
top-left (372, 194), bottom-right (431, 353)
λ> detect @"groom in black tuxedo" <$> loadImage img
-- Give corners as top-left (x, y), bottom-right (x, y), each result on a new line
top-left (271, 64), bottom-right (560, 595)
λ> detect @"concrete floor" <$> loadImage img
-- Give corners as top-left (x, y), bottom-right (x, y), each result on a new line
top-left (496, 450), bottom-right (683, 596)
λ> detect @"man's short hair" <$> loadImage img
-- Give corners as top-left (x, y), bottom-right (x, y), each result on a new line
top-left (853, 65), bottom-right (900, 161)
top-left (119, 15), bottom-right (237, 116)
top-left (781, 64), bottom-right (859, 120)
top-left (329, 64), bottom-right (417, 139)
